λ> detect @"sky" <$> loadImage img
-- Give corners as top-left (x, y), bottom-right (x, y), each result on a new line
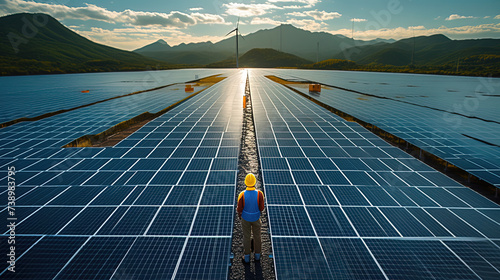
top-left (1, 0), bottom-right (499, 51)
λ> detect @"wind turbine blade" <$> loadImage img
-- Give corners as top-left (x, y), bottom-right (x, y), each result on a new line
top-left (225, 28), bottom-right (237, 36)
top-left (237, 17), bottom-right (240, 28)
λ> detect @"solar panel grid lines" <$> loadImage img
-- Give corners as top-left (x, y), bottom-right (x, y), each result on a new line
top-left (249, 70), bottom-right (500, 280)
top-left (272, 70), bottom-right (500, 187)
top-left (440, 240), bottom-right (491, 280)
top-left (53, 186), bottom-right (109, 235)
top-left (0, 71), bottom-right (245, 279)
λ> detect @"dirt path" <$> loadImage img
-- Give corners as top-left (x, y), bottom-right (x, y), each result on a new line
top-left (229, 74), bottom-right (275, 280)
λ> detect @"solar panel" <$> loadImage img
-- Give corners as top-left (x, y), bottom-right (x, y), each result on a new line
top-left (2, 68), bottom-right (500, 279)
top-left (4, 236), bottom-right (88, 279)
top-left (250, 70), bottom-right (500, 279)
top-left (366, 239), bottom-right (479, 279)
top-left (0, 70), bottom-right (243, 279)
top-left (275, 70), bottom-right (500, 187)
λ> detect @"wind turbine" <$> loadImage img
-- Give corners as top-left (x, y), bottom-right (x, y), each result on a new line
top-left (226, 18), bottom-right (240, 68)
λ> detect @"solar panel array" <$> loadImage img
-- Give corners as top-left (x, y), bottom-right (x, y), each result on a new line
top-left (0, 71), bottom-right (245, 279)
top-left (267, 69), bottom-right (500, 188)
top-left (0, 69), bottom-right (233, 123)
top-left (249, 71), bottom-right (500, 280)
top-left (0, 82), bottom-right (210, 150)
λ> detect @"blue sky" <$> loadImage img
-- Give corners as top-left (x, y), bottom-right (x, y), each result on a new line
top-left (1, 0), bottom-right (499, 50)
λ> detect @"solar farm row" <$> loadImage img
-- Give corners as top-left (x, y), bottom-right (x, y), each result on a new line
top-left (0, 69), bottom-right (234, 123)
top-left (0, 71), bottom-right (245, 279)
top-left (249, 70), bottom-right (500, 280)
top-left (267, 69), bottom-right (500, 188)
top-left (0, 76), bottom-right (215, 150)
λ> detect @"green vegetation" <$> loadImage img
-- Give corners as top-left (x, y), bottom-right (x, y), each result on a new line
top-left (0, 13), bottom-right (180, 76)
top-left (207, 48), bottom-right (311, 68)
top-left (302, 55), bottom-right (500, 77)
top-left (1, 13), bottom-right (498, 77)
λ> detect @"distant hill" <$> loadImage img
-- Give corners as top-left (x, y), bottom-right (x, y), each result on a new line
top-left (334, 34), bottom-right (500, 66)
top-left (207, 48), bottom-right (312, 68)
top-left (0, 13), bottom-right (174, 75)
top-left (135, 24), bottom-right (390, 64)
top-left (134, 39), bottom-right (171, 52)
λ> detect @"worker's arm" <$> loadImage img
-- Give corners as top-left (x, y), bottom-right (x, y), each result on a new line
top-left (258, 191), bottom-right (265, 212)
top-left (236, 192), bottom-right (245, 218)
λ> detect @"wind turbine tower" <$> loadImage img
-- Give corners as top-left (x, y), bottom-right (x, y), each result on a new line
top-left (226, 18), bottom-right (240, 68)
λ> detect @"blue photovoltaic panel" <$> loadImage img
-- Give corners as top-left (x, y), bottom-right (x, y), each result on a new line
top-left (200, 185), bottom-right (234, 205)
top-left (298, 185), bottom-right (337, 206)
top-left (175, 238), bottom-right (231, 280)
top-left (146, 207), bottom-right (196, 236)
top-left (16, 187), bottom-right (67, 205)
top-left (16, 207), bottom-right (83, 235)
top-left (307, 207), bottom-right (356, 236)
top-left (273, 238), bottom-right (333, 279)
top-left (418, 188), bottom-right (470, 208)
top-left (329, 186), bottom-right (370, 206)
top-left (111, 237), bottom-right (185, 279)
top-left (0, 70), bottom-right (244, 278)
top-left (268, 206), bottom-right (316, 236)
top-left (2, 236), bottom-right (88, 279)
top-left (132, 186), bottom-right (171, 205)
top-left (405, 208), bottom-right (453, 237)
top-left (365, 239), bottom-right (480, 280)
top-left (55, 237), bottom-right (136, 279)
top-left (97, 206), bottom-right (158, 235)
top-left (424, 208), bottom-right (483, 237)
top-left (59, 207), bottom-right (117, 235)
top-left (250, 70), bottom-right (500, 279)
top-left (320, 238), bottom-right (386, 280)
top-left (164, 186), bottom-right (203, 205)
top-left (444, 241), bottom-right (500, 279)
top-left (451, 209), bottom-right (500, 238)
top-left (379, 208), bottom-right (434, 237)
top-left (357, 186), bottom-right (399, 206)
top-left (190, 206), bottom-right (233, 236)
top-left (446, 187), bottom-right (500, 209)
top-left (2, 69), bottom-right (500, 279)
top-left (265, 185), bottom-right (303, 205)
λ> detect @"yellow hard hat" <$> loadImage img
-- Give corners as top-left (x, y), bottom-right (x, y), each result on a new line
top-left (245, 173), bottom-right (256, 187)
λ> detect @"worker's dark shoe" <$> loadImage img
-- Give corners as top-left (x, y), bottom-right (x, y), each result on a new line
top-left (242, 255), bottom-right (250, 264)
top-left (255, 253), bottom-right (261, 261)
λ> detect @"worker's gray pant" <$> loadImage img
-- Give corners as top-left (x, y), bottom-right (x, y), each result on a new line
top-left (241, 218), bottom-right (261, 255)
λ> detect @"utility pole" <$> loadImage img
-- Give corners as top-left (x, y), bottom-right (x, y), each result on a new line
top-left (351, 20), bottom-right (354, 40)
top-left (317, 42), bottom-right (319, 63)
top-left (411, 27), bottom-right (415, 66)
top-left (280, 24), bottom-right (283, 52)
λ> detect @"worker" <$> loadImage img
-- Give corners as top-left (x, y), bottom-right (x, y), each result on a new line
top-left (237, 173), bottom-right (265, 263)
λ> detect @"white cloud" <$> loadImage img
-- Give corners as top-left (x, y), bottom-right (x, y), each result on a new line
top-left (484, 16), bottom-right (490, 19)
top-left (249, 16), bottom-right (328, 31)
top-left (250, 17), bottom-right (282, 26)
top-left (445, 14), bottom-right (476, 20)
top-left (495, 15), bottom-right (500, 19)
top-left (0, 0), bottom-right (226, 27)
top-left (222, 2), bottom-right (282, 17)
top-left (287, 10), bottom-right (341, 21)
top-left (73, 26), bottom-right (224, 50)
top-left (286, 18), bottom-right (328, 31)
top-left (269, 0), bottom-right (320, 8)
top-left (351, 18), bottom-right (367, 22)
top-left (189, 7), bottom-right (203, 11)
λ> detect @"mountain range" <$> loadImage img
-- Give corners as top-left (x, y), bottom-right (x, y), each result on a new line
top-left (0, 12), bottom-right (499, 76)
top-left (134, 24), bottom-right (394, 64)
top-left (0, 13), bottom-right (173, 75)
